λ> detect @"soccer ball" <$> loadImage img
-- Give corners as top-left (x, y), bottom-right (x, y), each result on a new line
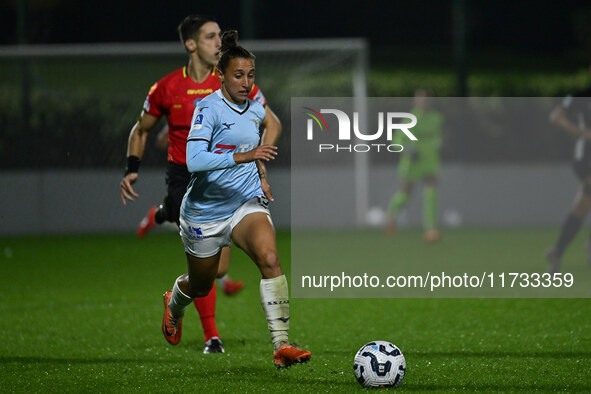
top-left (365, 206), bottom-right (386, 227)
top-left (353, 341), bottom-right (406, 388)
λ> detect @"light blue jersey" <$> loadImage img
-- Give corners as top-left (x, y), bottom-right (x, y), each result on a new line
top-left (181, 89), bottom-right (266, 222)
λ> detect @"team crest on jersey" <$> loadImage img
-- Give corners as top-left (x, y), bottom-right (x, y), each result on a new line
top-left (193, 114), bottom-right (204, 129)
top-left (251, 118), bottom-right (261, 128)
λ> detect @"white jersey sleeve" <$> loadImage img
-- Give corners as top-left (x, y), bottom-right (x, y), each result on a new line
top-left (186, 101), bottom-right (236, 173)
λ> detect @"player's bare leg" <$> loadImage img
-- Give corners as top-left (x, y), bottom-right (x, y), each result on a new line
top-left (163, 252), bottom-right (220, 346)
top-left (232, 212), bottom-right (310, 368)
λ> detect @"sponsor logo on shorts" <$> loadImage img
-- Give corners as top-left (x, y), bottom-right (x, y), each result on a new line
top-left (257, 196), bottom-right (270, 209)
top-left (188, 226), bottom-right (210, 240)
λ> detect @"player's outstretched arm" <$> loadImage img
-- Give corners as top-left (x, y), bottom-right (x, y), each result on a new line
top-left (120, 112), bottom-right (160, 205)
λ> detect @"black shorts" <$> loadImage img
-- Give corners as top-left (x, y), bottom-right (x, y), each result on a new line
top-left (573, 160), bottom-right (591, 181)
top-left (164, 162), bottom-right (191, 225)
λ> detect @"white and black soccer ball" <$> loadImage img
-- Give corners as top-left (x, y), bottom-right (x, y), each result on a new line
top-left (353, 340), bottom-right (406, 388)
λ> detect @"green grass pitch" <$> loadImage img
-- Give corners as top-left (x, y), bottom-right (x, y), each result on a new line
top-left (0, 229), bottom-right (590, 392)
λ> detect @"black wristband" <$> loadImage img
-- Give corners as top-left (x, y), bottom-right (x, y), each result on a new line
top-left (125, 156), bottom-right (140, 175)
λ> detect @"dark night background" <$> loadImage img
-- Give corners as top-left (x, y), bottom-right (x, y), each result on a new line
top-left (2, 0), bottom-right (591, 169)
top-left (2, 0), bottom-right (591, 67)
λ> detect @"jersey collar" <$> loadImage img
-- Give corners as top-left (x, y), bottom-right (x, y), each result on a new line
top-left (216, 90), bottom-right (250, 115)
top-left (182, 65), bottom-right (216, 79)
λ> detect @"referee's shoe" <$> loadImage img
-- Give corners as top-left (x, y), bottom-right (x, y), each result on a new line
top-left (138, 206), bottom-right (158, 238)
top-left (204, 337), bottom-right (225, 354)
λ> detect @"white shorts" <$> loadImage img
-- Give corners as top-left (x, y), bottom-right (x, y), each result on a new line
top-left (180, 196), bottom-right (272, 258)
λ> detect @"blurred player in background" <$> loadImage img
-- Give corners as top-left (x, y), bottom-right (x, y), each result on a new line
top-left (120, 15), bottom-right (282, 353)
top-left (546, 64), bottom-right (591, 273)
top-left (386, 89), bottom-right (443, 242)
top-left (162, 31), bottom-right (310, 368)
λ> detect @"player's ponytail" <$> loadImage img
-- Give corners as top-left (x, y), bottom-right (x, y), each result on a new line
top-left (218, 30), bottom-right (255, 73)
top-left (220, 30), bottom-right (239, 52)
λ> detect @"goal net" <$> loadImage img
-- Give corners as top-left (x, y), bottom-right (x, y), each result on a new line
top-left (0, 39), bottom-right (370, 223)
top-left (0, 39), bottom-right (368, 170)
top-left (0, 39), bottom-right (368, 225)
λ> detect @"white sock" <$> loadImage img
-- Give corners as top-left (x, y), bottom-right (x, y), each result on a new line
top-left (260, 274), bottom-right (290, 351)
top-left (169, 276), bottom-right (193, 319)
top-left (217, 274), bottom-right (228, 288)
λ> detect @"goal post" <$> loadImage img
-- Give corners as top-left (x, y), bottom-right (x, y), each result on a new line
top-left (0, 38), bottom-right (370, 224)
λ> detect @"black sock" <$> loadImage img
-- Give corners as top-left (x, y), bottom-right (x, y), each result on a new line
top-left (154, 205), bottom-right (167, 224)
top-left (554, 213), bottom-right (583, 257)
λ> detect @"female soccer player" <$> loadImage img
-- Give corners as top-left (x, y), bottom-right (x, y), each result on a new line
top-left (386, 89), bottom-right (443, 242)
top-left (119, 15), bottom-right (281, 353)
top-left (161, 31), bottom-right (311, 369)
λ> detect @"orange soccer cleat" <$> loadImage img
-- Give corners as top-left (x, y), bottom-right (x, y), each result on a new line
top-left (162, 290), bottom-right (182, 345)
top-left (273, 345), bottom-right (311, 369)
top-left (137, 206), bottom-right (158, 238)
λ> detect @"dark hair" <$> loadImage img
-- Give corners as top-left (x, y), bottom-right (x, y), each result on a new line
top-left (177, 14), bottom-right (216, 44)
top-left (217, 30), bottom-right (256, 73)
